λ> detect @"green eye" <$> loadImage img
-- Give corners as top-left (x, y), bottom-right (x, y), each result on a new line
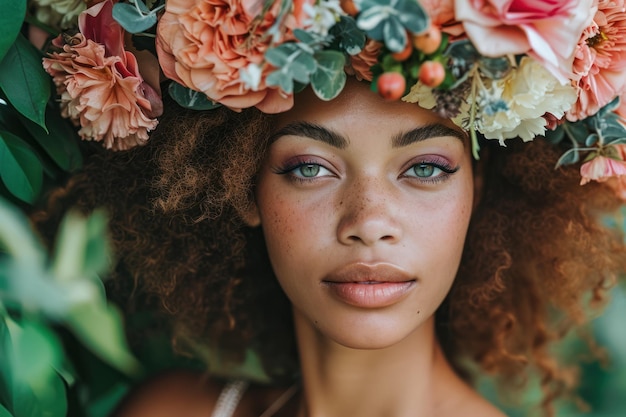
top-left (299, 164), bottom-right (321, 177)
top-left (412, 164), bottom-right (436, 177)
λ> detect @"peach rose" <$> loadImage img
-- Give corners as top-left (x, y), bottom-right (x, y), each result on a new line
top-left (454, 0), bottom-right (595, 82)
top-left (156, 0), bottom-right (313, 113)
top-left (567, 0), bottom-right (626, 121)
top-left (419, 0), bottom-right (464, 38)
top-left (43, 0), bottom-right (162, 150)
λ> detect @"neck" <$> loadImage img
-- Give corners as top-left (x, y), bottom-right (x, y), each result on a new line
top-left (292, 310), bottom-right (468, 417)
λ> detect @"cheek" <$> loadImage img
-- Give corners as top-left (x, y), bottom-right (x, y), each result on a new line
top-left (256, 191), bottom-right (329, 276)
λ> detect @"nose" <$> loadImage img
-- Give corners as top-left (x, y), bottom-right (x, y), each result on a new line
top-left (336, 177), bottom-right (403, 246)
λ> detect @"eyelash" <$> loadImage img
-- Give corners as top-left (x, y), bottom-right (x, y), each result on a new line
top-left (401, 157), bottom-right (459, 184)
top-left (274, 158), bottom-right (334, 183)
top-left (275, 157), bottom-right (460, 184)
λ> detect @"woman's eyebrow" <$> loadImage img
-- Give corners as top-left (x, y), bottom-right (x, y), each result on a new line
top-left (270, 122), bottom-right (348, 149)
top-left (392, 124), bottom-right (466, 148)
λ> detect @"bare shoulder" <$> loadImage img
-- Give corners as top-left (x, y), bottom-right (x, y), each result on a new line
top-left (110, 370), bottom-right (294, 417)
top-left (111, 370), bottom-right (223, 417)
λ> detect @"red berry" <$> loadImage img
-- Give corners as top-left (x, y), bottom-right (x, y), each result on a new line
top-left (412, 26), bottom-right (442, 55)
top-left (340, 0), bottom-right (359, 16)
top-left (391, 39), bottom-right (413, 62)
top-left (419, 61), bottom-right (445, 88)
top-left (377, 72), bottom-right (406, 101)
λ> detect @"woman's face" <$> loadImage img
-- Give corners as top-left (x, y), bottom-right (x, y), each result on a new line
top-left (253, 79), bottom-right (474, 349)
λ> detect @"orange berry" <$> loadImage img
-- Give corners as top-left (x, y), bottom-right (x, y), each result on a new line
top-left (340, 0), bottom-right (359, 16)
top-left (377, 72), bottom-right (406, 101)
top-left (391, 40), bottom-right (413, 62)
top-left (412, 26), bottom-right (442, 55)
top-left (419, 61), bottom-right (445, 88)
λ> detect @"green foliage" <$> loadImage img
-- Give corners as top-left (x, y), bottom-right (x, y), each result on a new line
top-left (0, 0), bottom-right (26, 62)
top-left (168, 82), bottom-right (222, 110)
top-left (355, 0), bottom-right (429, 52)
top-left (112, 0), bottom-right (163, 34)
top-left (0, 34), bottom-right (50, 130)
top-left (0, 198), bottom-right (140, 417)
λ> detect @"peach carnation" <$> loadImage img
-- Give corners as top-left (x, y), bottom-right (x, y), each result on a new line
top-left (42, 0), bottom-right (161, 150)
top-left (454, 0), bottom-right (595, 83)
top-left (347, 39), bottom-right (382, 81)
top-left (156, 0), bottom-right (311, 113)
top-left (567, 0), bottom-right (626, 121)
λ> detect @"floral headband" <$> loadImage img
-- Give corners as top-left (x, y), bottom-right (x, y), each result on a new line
top-left (2, 0), bottom-right (626, 204)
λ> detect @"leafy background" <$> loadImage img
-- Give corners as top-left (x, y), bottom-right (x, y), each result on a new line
top-left (0, 0), bottom-right (624, 416)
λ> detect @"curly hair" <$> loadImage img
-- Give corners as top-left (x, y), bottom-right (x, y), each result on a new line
top-left (33, 96), bottom-right (626, 415)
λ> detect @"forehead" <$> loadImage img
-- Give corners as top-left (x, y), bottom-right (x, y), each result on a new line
top-left (275, 78), bottom-right (464, 137)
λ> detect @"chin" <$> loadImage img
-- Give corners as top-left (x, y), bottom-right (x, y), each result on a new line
top-left (314, 313), bottom-right (432, 350)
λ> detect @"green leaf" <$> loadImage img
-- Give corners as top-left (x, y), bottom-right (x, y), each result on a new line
top-left (555, 148), bottom-right (580, 168)
top-left (112, 2), bottom-right (157, 33)
top-left (0, 130), bottom-right (43, 204)
top-left (51, 209), bottom-right (111, 283)
top-left (330, 16), bottom-right (366, 55)
top-left (0, 34), bottom-right (50, 130)
top-left (382, 15), bottom-right (407, 52)
top-left (168, 82), bottom-right (221, 110)
top-left (4, 317), bottom-right (67, 417)
top-left (0, 403), bottom-right (12, 417)
top-left (0, 0), bottom-right (26, 62)
top-left (66, 302), bottom-right (141, 376)
top-left (7, 322), bottom-right (63, 393)
top-left (311, 51), bottom-right (347, 101)
top-left (18, 105), bottom-right (83, 172)
top-left (0, 196), bottom-right (45, 263)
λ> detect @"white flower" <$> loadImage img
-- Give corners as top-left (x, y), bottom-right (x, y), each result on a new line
top-left (477, 57), bottom-right (577, 144)
top-left (302, 0), bottom-right (343, 37)
top-left (239, 63), bottom-right (263, 91)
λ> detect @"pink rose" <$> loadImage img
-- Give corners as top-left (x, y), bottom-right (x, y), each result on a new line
top-left (567, 0), bottom-right (626, 121)
top-left (455, 0), bottom-right (595, 82)
top-left (156, 0), bottom-right (311, 113)
top-left (43, 0), bottom-right (162, 150)
top-left (579, 145), bottom-right (626, 185)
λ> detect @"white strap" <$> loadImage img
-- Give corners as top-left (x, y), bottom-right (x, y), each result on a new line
top-left (210, 380), bottom-right (249, 417)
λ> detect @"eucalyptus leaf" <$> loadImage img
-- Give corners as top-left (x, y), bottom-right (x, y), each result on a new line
top-left (585, 133), bottom-right (599, 147)
top-left (330, 16), bottom-right (366, 55)
top-left (311, 51), bottom-right (346, 101)
top-left (555, 148), bottom-right (580, 168)
top-left (0, 130), bottom-right (43, 204)
top-left (0, 35), bottom-right (50, 130)
top-left (112, 2), bottom-right (157, 33)
top-left (168, 82), bottom-right (221, 110)
top-left (382, 15), bottom-right (406, 52)
top-left (266, 70), bottom-right (294, 94)
top-left (0, 0), bottom-right (25, 62)
top-left (563, 120), bottom-right (590, 145)
top-left (478, 56), bottom-right (512, 79)
top-left (65, 302), bottom-right (141, 376)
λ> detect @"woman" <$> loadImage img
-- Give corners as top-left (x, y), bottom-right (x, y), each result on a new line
top-left (33, 0), bottom-right (626, 416)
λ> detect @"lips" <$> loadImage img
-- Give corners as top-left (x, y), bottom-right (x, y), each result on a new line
top-left (322, 263), bottom-right (416, 308)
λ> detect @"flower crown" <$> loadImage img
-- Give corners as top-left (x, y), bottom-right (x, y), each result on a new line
top-left (2, 0), bottom-right (626, 204)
